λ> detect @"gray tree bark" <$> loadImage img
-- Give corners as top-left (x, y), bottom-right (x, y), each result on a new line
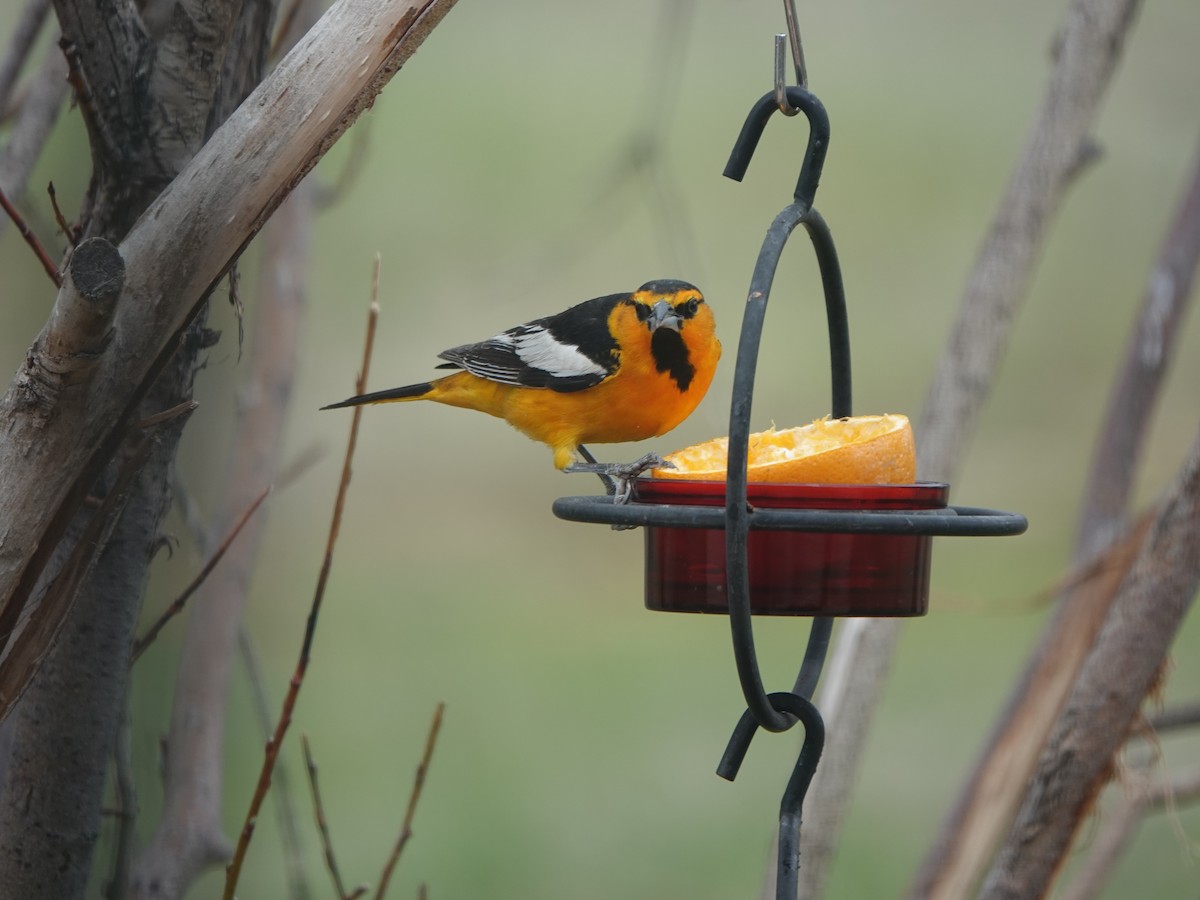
top-left (0, 1), bottom-right (268, 895)
top-left (0, 0), bottom-right (457, 896)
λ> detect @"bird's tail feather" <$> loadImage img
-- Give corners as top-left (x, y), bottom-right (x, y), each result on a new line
top-left (320, 382), bottom-right (434, 410)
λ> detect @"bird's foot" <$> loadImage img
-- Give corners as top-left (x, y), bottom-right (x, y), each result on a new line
top-left (566, 452), bottom-right (673, 506)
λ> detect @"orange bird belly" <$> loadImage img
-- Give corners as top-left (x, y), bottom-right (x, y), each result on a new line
top-left (424, 346), bottom-right (718, 469)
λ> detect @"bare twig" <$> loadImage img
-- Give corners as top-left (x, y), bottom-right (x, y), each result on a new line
top-left (978, 422), bottom-right (1200, 899)
top-left (131, 485), bottom-right (271, 663)
top-left (135, 400), bottom-right (200, 430)
top-left (222, 262), bottom-right (381, 900)
top-left (1146, 700), bottom-right (1200, 734)
top-left (913, 84), bottom-right (1200, 900)
top-left (58, 37), bottom-right (113, 167)
top-left (1022, 510), bottom-right (1154, 610)
top-left (302, 735), bottom-right (364, 900)
top-left (0, 185), bottom-right (62, 286)
top-left (376, 701), bottom-right (446, 900)
top-left (228, 263), bottom-right (245, 360)
top-left (1, 0), bottom-right (459, 645)
top-left (0, 0), bottom-right (51, 116)
top-left (1076, 135), bottom-right (1200, 555)
top-left (47, 181), bottom-right (78, 247)
top-left (1059, 764), bottom-right (1200, 900)
top-left (807, 4), bottom-right (1144, 892)
top-left (131, 117), bottom-right (319, 900)
top-left (0, 43), bottom-right (67, 241)
top-left (269, 0), bottom-right (305, 61)
top-left (239, 627), bottom-right (313, 900)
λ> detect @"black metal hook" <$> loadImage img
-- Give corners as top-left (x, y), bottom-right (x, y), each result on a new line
top-left (721, 85), bottom-right (848, 736)
top-left (724, 86), bottom-right (829, 211)
top-left (717, 692), bottom-right (826, 899)
top-left (720, 76), bottom-right (846, 898)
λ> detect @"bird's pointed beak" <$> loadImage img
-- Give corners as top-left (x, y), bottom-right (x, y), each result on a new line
top-left (647, 299), bottom-right (682, 332)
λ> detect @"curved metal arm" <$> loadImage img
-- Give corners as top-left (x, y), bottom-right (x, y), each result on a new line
top-left (724, 200), bottom-right (851, 733)
top-left (716, 692), bottom-right (826, 899)
top-left (724, 86), bottom-right (829, 210)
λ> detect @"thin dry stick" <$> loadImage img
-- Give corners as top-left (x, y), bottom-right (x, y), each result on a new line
top-left (240, 628), bottom-right (314, 900)
top-left (913, 91), bottom-right (1200, 900)
top-left (0, 41), bottom-right (68, 245)
top-left (0, 0), bottom-right (51, 116)
top-left (130, 485), bottom-right (272, 663)
top-left (1058, 764), bottom-right (1200, 900)
top-left (792, 5), bottom-right (1143, 896)
top-left (1075, 135), bottom-right (1200, 555)
top-left (376, 701), bottom-right (446, 900)
top-left (135, 400), bottom-right (200, 431)
top-left (302, 734), bottom-right (365, 900)
top-left (228, 263), bottom-right (245, 359)
top-left (131, 174), bottom-right (321, 899)
top-left (47, 181), bottom-right (77, 246)
top-left (0, 184), bottom-right (62, 286)
top-left (1147, 701), bottom-right (1200, 734)
top-left (269, 0), bottom-right (305, 60)
top-left (222, 262), bottom-right (381, 900)
top-left (978, 422), bottom-right (1200, 899)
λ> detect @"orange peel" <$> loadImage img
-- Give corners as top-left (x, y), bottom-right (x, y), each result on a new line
top-left (652, 414), bottom-right (916, 484)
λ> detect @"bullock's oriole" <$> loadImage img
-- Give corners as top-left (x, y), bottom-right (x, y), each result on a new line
top-left (322, 280), bottom-right (720, 494)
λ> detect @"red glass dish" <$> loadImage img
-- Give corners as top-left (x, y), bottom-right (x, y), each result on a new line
top-left (633, 479), bottom-right (950, 616)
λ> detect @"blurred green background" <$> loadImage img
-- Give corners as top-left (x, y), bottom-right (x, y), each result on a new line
top-left (3, 1), bottom-right (1200, 897)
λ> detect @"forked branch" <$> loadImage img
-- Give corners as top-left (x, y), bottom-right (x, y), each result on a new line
top-left (221, 263), bottom-right (380, 900)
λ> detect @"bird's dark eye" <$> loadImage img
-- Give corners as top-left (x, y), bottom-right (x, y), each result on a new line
top-left (683, 297), bottom-right (701, 316)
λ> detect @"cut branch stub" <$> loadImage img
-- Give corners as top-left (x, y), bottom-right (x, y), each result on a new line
top-left (17, 237), bottom-right (124, 412)
top-left (0, 0), bottom-right (460, 650)
top-left (46, 237), bottom-right (125, 354)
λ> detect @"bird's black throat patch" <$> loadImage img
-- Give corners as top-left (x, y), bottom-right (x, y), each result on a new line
top-left (651, 328), bottom-right (694, 392)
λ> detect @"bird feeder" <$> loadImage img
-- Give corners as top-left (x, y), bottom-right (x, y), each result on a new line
top-left (553, 17), bottom-right (1026, 900)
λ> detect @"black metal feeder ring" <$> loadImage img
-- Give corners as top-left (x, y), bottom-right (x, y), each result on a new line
top-left (553, 493), bottom-right (1026, 618)
top-left (552, 494), bottom-right (1028, 536)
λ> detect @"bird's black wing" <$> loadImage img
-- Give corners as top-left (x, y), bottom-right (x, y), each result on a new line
top-left (435, 294), bottom-right (627, 393)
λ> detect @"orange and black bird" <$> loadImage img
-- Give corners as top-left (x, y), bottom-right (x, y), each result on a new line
top-left (322, 279), bottom-right (720, 492)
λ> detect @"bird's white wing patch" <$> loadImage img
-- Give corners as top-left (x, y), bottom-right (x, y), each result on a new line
top-left (513, 327), bottom-right (607, 379)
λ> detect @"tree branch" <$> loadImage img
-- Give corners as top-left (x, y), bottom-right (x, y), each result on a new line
top-left (911, 105), bottom-right (1200, 900)
top-left (127, 7), bottom-right (326, 888)
top-left (376, 701), bottom-right (446, 900)
top-left (0, 0), bottom-right (51, 117)
top-left (0, 42), bottom-right (68, 240)
top-left (1058, 764), bottom-right (1200, 900)
top-left (0, 185), bottom-right (64, 285)
top-left (302, 735), bottom-right (362, 900)
top-left (130, 485), bottom-right (271, 663)
top-left (1075, 135), bottom-right (1200, 556)
top-left (242, 629), bottom-right (314, 900)
top-left (0, 0), bottom-right (459, 713)
top-left (798, 3), bottom-right (1143, 897)
top-left (978, 424), bottom-right (1200, 898)
top-left (221, 266), bottom-right (380, 900)
top-left (128, 181), bottom-right (315, 900)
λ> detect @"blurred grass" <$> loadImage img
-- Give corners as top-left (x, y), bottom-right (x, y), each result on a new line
top-left (4, 0), bottom-right (1200, 897)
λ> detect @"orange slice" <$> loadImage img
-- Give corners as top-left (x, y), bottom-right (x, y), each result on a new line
top-left (652, 414), bottom-right (916, 484)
